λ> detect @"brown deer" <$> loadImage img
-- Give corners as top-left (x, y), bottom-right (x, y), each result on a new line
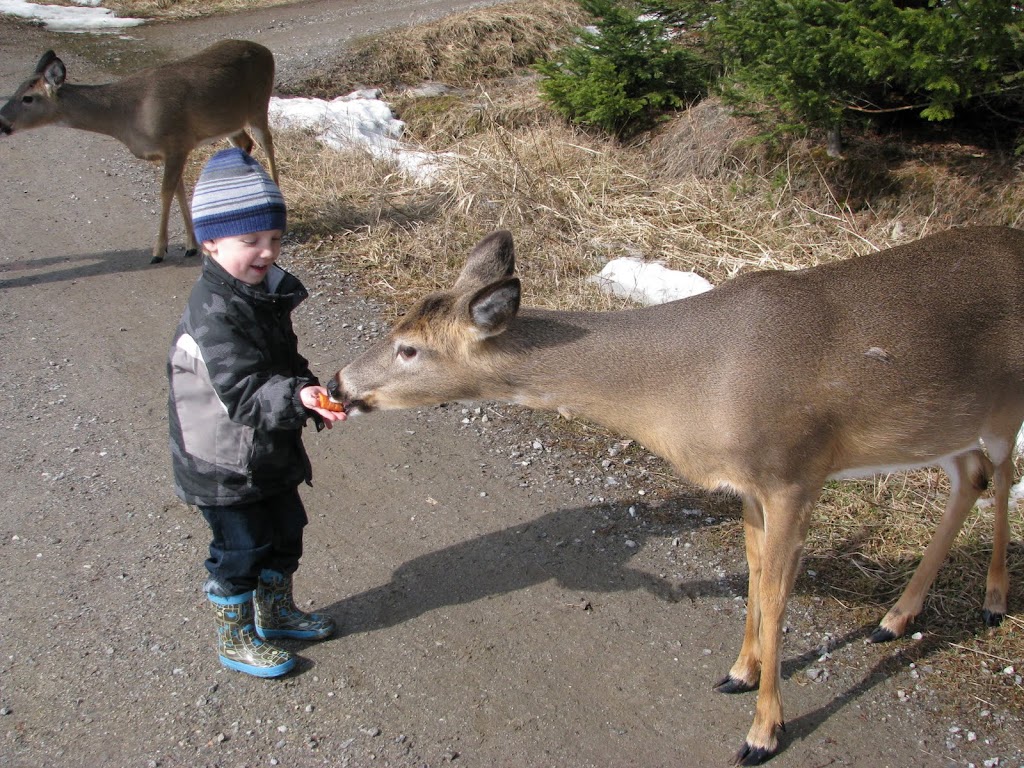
top-left (0, 39), bottom-right (277, 263)
top-left (329, 227), bottom-right (1023, 764)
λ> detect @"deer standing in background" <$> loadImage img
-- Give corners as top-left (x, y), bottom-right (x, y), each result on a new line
top-left (0, 39), bottom-right (277, 263)
top-left (329, 227), bottom-right (1022, 764)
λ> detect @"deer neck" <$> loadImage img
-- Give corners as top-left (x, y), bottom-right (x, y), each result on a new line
top-left (485, 303), bottom-right (741, 492)
top-left (496, 306), bottom-right (696, 425)
top-left (56, 83), bottom-right (136, 144)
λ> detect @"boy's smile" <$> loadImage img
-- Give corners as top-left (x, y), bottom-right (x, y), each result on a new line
top-left (203, 229), bottom-right (283, 285)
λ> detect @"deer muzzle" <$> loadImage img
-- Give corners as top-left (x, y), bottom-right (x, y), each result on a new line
top-left (326, 377), bottom-right (370, 414)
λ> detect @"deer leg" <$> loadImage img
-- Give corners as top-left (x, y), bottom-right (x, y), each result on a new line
top-left (715, 495), bottom-right (764, 694)
top-left (174, 173), bottom-right (198, 258)
top-left (249, 121), bottom-right (278, 184)
top-left (870, 450), bottom-right (992, 643)
top-left (228, 126), bottom-right (278, 184)
top-left (983, 454), bottom-right (1012, 626)
top-left (227, 129), bottom-right (255, 155)
top-left (154, 153), bottom-right (187, 264)
top-left (734, 490), bottom-right (813, 766)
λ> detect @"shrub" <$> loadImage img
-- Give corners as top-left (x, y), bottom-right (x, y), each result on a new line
top-left (708, 0), bottom-right (1024, 153)
top-left (536, 0), bottom-right (708, 139)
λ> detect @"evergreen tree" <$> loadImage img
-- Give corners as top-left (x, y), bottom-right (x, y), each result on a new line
top-left (536, 0), bottom-right (709, 138)
top-left (709, 0), bottom-right (1024, 153)
top-left (540, 0), bottom-right (1024, 151)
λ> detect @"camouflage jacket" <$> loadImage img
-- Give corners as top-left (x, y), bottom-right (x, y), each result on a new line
top-left (167, 256), bottom-right (321, 507)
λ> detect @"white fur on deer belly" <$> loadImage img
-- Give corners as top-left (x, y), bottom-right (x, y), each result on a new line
top-left (828, 442), bottom-right (983, 481)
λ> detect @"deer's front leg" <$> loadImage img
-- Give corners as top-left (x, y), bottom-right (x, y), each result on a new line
top-left (983, 455), bottom-right (1012, 627)
top-left (716, 495), bottom-right (764, 694)
top-left (154, 152), bottom-right (187, 264)
top-left (734, 491), bottom-right (813, 766)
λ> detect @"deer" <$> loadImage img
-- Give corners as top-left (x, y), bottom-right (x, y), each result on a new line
top-left (328, 227), bottom-right (1023, 764)
top-left (0, 39), bottom-right (277, 264)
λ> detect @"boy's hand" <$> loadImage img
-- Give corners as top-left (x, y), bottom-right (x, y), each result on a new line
top-left (300, 385), bottom-right (347, 428)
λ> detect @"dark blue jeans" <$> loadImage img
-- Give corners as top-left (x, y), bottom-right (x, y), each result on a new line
top-left (199, 487), bottom-right (308, 597)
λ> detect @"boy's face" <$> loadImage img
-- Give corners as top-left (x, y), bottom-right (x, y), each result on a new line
top-left (204, 229), bottom-right (283, 285)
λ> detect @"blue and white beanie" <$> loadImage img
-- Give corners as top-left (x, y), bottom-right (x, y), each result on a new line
top-left (191, 148), bottom-right (286, 243)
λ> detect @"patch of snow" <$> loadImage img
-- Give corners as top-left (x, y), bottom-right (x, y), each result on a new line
top-left (0, 0), bottom-right (144, 32)
top-left (268, 94), bottom-right (454, 184)
top-left (589, 256), bottom-right (713, 306)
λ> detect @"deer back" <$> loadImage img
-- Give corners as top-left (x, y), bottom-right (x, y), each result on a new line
top-left (334, 227), bottom-right (1024, 493)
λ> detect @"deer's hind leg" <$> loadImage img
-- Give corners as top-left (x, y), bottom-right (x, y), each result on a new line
top-left (870, 450), bottom-right (993, 643)
top-left (227, 129), bottom-right (255, 155)
top-left (248, 118), bottom-right (278, 184)
top-left (227, 121), bottom-right (278, 186)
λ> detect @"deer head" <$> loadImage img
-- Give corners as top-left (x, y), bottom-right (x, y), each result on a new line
top-left (0, 51), bottom-right (67, 135)
top-left (331, 230), bottom-right (522, 413)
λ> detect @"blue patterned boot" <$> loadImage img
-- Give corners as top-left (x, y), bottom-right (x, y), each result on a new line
top-left (254, 569), bottom-right (336, 641)
top-left (209, 591), bottom-right (296, 678)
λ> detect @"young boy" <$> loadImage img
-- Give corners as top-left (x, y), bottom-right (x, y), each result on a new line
top-left (167, 147), bottom-right (346, 678)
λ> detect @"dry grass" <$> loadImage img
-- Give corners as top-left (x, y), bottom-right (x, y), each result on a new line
top-left (267, 0), bottom-right (1024, 713)
top-left (288, 0), bottom-right (586, 97)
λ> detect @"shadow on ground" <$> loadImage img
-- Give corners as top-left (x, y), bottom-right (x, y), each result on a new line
top-left (0, 248), bottom-right (199, 290)
top-left (296, 493), bottom-right (1010, 758)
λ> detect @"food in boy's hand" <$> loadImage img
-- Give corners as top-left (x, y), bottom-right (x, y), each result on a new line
top-left (316, 392), bottom-right (346, 413)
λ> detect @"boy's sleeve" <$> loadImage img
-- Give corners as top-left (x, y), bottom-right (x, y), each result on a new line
top-left (197, 313), bottom-right (314, 431)
top-left (286, 319), bottom-right (330, 432)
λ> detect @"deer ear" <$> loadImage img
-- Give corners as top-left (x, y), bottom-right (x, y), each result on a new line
top-left (454, 230), bottom-right (516, 292)
top-left (34, 51), bottom-right (57, 74)
top-left (468, 277), bottom-right (520, 338)
top-left (41, 56), bottom-right (66, 89)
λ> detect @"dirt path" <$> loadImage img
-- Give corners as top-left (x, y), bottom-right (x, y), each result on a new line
top-left (0, 4), bottom-right (1019, 767)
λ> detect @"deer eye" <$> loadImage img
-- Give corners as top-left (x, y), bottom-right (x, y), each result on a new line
top-left (397, 345), bottom-right (418, 361)
top-left (22, 95), bottom-right (33, 104)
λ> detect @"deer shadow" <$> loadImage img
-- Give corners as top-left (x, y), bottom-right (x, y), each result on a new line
top-left (305, 493), bottom-right (1006, 753)
top-left (322, 497), bottom-right (741, 634)
top-left (0, 247), bottom-right (198, 289)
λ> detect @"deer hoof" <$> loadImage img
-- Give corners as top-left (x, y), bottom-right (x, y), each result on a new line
top-left (714, 675), bottom-right (757, 694)
top-left (150, 254), bottom-right (165, 264)
top-left (184, 246), bottom-right (199, 258)
top-left (733, 742), bottom-right (776, 766)
top-left (983, 609), bottom-right (1005, 628)
top-left (868, 625), bottom-right (898, 644)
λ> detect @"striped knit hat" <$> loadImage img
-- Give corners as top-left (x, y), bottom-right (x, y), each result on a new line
top-left (191, 148), bottom-right (286, 243)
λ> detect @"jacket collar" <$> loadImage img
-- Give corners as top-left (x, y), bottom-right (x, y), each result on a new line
top-left (201, 256), bottom-right (308, 310)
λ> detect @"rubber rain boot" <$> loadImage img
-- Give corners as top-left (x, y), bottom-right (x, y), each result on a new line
top-left (254, 569), bottom-right (336, 641)
top-left (209, 591), bottom-right (296, 677)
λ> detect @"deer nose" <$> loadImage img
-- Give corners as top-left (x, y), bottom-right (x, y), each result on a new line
top-left (326, 378), bottom-right (341, 400)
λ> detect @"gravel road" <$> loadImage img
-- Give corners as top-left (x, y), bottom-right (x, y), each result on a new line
top-left (0, 3), bottom-right (1021, 767)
